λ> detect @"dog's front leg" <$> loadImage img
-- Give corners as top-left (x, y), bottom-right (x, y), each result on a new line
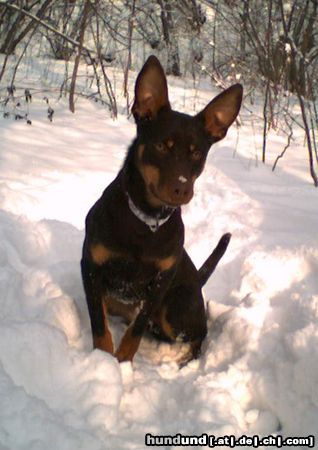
top-left (81, 259), bottom-right (114, 354)
top-left (115, 269), bottom-right (176, 362)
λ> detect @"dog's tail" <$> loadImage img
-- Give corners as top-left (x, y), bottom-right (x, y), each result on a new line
top-left (198, 233), bottom-right (231, 287)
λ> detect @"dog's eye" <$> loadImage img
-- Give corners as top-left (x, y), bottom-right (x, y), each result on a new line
top-left (155, 143), bottom-right (167, 153)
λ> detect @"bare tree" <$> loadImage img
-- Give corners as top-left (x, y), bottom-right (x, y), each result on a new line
top-left (157, 0), bottom-right (181, 76)
top-left (0, 0), bottom-right (317, 184)
top-left (69, 0), bottom-right (90, 113)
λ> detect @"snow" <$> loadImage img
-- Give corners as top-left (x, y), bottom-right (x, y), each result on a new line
top-left (0, 72), bottom-right (318, 449)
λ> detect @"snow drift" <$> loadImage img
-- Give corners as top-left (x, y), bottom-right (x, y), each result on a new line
top-left (0, 80), bottom-right (317, 449)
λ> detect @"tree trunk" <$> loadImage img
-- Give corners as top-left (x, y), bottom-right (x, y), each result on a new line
top-left (69, 0), bottom-right (90, 113)
top-left (158, 0), bottom-right (181, 76)
top-left (297, 92), bottom-right (318, 187)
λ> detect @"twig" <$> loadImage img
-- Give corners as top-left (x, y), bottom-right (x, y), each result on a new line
top-left (272, 116), bottom-right (294, 172)
top-left (262, 81), bottom-right (270, 163)
top-left (90, 5), bottom-right (117, 118)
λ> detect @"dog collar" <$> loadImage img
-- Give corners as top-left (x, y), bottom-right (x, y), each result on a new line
top-left (126, 193), bottom-right (176, 232)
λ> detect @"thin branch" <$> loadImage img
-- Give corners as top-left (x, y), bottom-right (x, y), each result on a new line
top-left (272, 117), bottom-right (294, 172)
top-left (262, 81), bottom-right (270, 163)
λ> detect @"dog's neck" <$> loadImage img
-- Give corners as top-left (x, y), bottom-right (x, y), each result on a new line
top-left (125, 191), bottom-right (175, 232)
top-left (120, 158), bottom-right (177, 227)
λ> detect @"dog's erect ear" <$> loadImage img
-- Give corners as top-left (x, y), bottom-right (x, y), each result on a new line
top-left (132, 56), bottom-right (170, 122)
top-left (198, 84), bottom-right (243, 142)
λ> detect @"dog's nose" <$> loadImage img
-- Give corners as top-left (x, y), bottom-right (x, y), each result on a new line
top-left (171, 180), bottom-right (193, 204)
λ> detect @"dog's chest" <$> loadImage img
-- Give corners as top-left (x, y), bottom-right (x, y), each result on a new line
top-left (103, 256), bottom-right (157, 303)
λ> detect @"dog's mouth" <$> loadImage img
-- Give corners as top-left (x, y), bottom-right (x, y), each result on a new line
top-left (148, 184), bottom-right (192, 208)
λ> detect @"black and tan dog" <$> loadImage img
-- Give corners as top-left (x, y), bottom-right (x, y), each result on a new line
top-left (81, 56), bottom-right (242, 363)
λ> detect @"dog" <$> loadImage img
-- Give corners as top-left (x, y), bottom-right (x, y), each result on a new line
top-left (81, 56), bottom-right (242, 363)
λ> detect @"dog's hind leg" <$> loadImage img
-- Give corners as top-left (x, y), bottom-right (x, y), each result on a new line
top-left (150, 234), bottom-right (232, 364)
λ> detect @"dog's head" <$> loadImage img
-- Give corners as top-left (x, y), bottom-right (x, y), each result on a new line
top-left (132, 56), bottom-right (243, 208)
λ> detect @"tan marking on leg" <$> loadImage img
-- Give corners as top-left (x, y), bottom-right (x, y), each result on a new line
top-left (93, 302), bottom-right (114, 354)
top-left (115, 323), bottom-right (142, 362)
top-left (151, 305), bottom-right (176, 341)
top-left (160, 307), bottom-right (175, 340)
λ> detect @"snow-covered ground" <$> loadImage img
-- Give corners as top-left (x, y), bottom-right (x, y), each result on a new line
top-left (0, 68), bottom-right (317, 449)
